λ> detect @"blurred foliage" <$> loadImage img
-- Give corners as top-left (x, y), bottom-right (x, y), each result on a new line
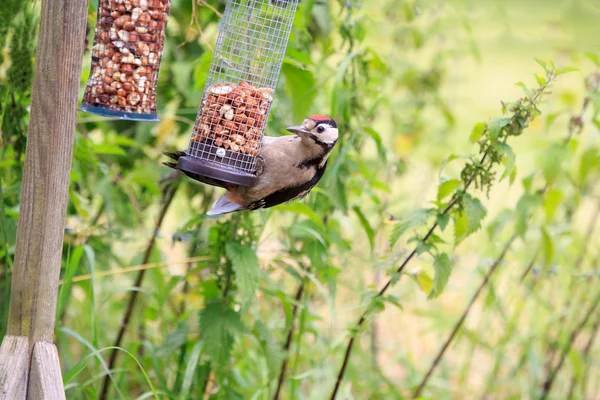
top-left (2, 0), bottom-right (600, 399)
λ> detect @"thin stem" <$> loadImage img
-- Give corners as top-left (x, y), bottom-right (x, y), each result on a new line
top-left (173, 194), bottom-right (213, 392)
top-left (371, 268), bottom-right (381, 370)
top-left (540, 289), bottom-right (600, 400)
top-left (544, 198), bottom-right (600, 378)
top-left (273, 278), bottom-right (306, 400)
top-left (479, 252), bottom-right (541, 398)
top-left (566, 314), bottom-right (600, 399)
top-left (519, 250), bottom-right (540, 282)
top-left (99, 183), bottom-right (178, 400)
top-left (412, 234), bottom-right (517, 398)
top-left (202, 371), bottom-right (216, 400)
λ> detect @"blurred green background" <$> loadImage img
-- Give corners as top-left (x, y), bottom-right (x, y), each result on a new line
top-left (2, 0), bottom-right (600, 399)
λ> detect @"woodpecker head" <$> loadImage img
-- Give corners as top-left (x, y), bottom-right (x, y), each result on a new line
top-left (286, 115), bottom-right (338, 152)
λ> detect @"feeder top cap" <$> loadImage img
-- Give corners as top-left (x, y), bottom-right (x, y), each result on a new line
top-left (308, 115), bottom-right (337, 129)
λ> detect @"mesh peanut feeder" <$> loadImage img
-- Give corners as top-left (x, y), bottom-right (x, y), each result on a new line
top-left (80, 0), bottom-right (171, 121)
top-left (171, 0), bottom-right (299, 188)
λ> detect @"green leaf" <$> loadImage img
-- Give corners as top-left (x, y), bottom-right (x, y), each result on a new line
top-left (545, 110), bottom-right (564, 128)
top-left (534, 58), bottom-right (548, 72)
top-left (198, 301), bottom-right (244, 370)
top-left (416, 241), bottom-right (434, 255)
top-left (364, 126), bottom-right (387, 160)
top-left (578, 148), bottom-right (600, 186)
top-left (542, 144), bottom-right (567, 184)
top-left (453, 212), bottom-right (467, 243)
top-left (522, 173), bottom-right (535, 193)
top-left (408, 268), bottom-right (433, 294)
top-left (462, 193), bottom-right (487, 237)
top-left (436, 213), bottom-right (450, 232)
top-left (556, 66), bottom-right (578, 76)
top-left (429, 253), bottom-right (452, 299)
top-left (488, 117), bottom-right (511, 140)
top-left (515, 82), bottom-right (529, 94)
top-left (585, 52), bottom-right (600, 67)
top-left (181, 341), bottom-right (203, 398)
top-left (92, 143), bottom-right (126, 156)
top-left (225, 243), bottom-right (260, 306)
top-left (282, 63), bottom-right (316, 122)
top-left (390, 208), bottom-right (434, 247)
top-left (437, 179), bottom-right (459, 201)
top-left (541, 227), bottom-right (554, 268)
top-left (544, 188), bottom-right (563, 222)
top-left (353, 206), bottom-right (375, 252)
top-left (331, 51), bottom-right (361, 117)
top-left (487, 209), bottom-right (513, 239)
top-left (534, 73), bottom-right (546, 87)
top-left (515, 194), bottom-right (541, 237)
top-left (63, 356), bottom-right (89, 385)
top-left (469, 122), bottom-right (486, 143)
top-left (509, 166), bottom-right (518, 184)
top-left (156, 322), bottom-right (188, 358)
top-left (440, 153), bottom-right (470, 175)
top-left (253, 321), bottom-right (284, 374)
top-left (497, 143), bottom-right (516, 182)
top-left (277, 203), bottom-right (325, 230)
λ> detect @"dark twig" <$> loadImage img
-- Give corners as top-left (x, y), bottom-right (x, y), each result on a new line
top-left (566, 313), bottom-right (600, 399)
top-left (540, 288), bottom-right (600, 400)
top-left (519, 249), bottom-right (540, 282)
top-left (412, 234), bottom-right (517, 398)
top-left (273, 278), bottom-right (306, 400)
top-left (99, 183), bottom-right (178, 400)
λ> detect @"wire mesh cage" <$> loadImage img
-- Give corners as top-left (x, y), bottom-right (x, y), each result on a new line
top-left (173, 0), bottom-right (299, 188)
top-left (80, 0), bottom-right (171, 122)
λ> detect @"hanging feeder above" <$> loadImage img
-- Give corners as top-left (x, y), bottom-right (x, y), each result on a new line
top-left (80, 0), bottom-right (172, 121)
top-left (167, 0), bottom-right (299, 188)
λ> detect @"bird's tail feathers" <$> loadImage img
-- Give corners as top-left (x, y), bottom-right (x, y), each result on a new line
top-left (207, 195), bottom-right (244, 216)
top-left (162, 151), bottom-right (187, 170)
top-left (163, 150), bottom-right (186, 161)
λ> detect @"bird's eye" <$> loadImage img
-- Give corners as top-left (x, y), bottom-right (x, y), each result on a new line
top-left (316, 126), bottom-right (325, 133)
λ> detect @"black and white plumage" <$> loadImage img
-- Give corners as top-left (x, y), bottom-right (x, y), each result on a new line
top-left (207, 115), bottom-right (338, 215)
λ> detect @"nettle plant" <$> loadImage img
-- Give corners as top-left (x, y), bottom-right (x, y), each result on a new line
top-left (408, 68), bottom-right (600, 399)
top-left (330, 61), bottom-right (580, 396)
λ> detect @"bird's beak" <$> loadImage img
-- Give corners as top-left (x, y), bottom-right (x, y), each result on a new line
top-left (286, 125), bottom-right (310, 137)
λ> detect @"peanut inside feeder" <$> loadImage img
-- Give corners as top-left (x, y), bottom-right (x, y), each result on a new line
top-left (80, 0), bottom-right (171, 121)
top-left (172, 0), bottom-right (299, 188)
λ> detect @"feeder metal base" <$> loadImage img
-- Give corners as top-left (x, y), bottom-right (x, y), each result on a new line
top-left (79, 103), bottom-right (160, 122)
top-left (176, 155), bottom-right (258, 188)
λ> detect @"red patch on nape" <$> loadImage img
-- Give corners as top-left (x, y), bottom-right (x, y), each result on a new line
top-left (309, 114), bottom-right (333, 123)
top-left (309, 114), bottom-right (337, 128)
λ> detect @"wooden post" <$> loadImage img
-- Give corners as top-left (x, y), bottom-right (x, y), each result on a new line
top-left (0, 0), bottom-right (88, 398)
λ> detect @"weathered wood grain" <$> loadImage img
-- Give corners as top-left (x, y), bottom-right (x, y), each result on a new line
top-left (6, 0), bottom-right (88, 343)
top-left (0, 336), bottom-right (29, 400)
top-left (27, 342), bottom-right (65, 400)
top-left (0, 0), bottom-right (88, 397)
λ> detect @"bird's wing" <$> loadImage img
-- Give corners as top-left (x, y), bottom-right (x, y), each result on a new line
top-left (247, 162), bottom-right (328, 210)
